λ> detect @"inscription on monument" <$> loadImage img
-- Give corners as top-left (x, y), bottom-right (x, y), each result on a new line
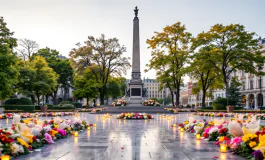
top-left (131, 88), bottom-right (141, 96)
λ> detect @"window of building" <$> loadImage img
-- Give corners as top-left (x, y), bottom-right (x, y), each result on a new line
top-left (234, 71), bottom-right (237, 77)
top-left (242, 81), bottom-right (245, 90)
top-left (242, 70), bottom-right (245, 76)
top-left (250, 80), bottom-right (253, 89)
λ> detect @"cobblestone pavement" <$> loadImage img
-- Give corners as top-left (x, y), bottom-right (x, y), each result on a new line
top-left (1, 113), bottom-right (246, 160)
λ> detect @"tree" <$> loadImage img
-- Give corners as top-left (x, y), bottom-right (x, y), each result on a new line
top-left (227, 77), bottom-right (242, 105)
top-left (0, 17), bottom-right (19, 100)
top-left (187, 47), bottom-right (223, 107)
top-left (16, 61), bottom-right (36, 103)
top-left (24, 56), bottom-right (58, 105)
top-left (73, 68), bottom-right (99, 107)
top-left (16, 38), bottom-right (39, 61)
top-left (146, 22), bottom-right (193, 106)
top-left (70, 34), bottom-right (131, 105)
top-left (36, 47), bottom-right (73, 104)
top-left (106, 77), bottom-right (121, 100)
top-left (193, 24), bottom-right (265, 98)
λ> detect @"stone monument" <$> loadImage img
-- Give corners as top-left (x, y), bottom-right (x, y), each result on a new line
top-left (126, 6), bottom-right (146, 105)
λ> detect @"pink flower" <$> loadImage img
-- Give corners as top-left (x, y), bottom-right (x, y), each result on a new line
top-left (44, 133), bottom-right (54, 144)
top-left (57, 129), bottom-right (67, 136)
top-left (230, 137), bottom-right (242, 149)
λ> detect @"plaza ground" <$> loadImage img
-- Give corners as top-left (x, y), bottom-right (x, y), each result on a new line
top-left (1, 113), bottom-right (247, 160)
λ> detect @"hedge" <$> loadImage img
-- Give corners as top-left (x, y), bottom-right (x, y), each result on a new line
top-left (58, 101), bottom-right (72, 106)
top-left (49, 105), bottom-right (75, 110)
top-left (72, 102), bottom-right (82, 108)
top-left (3, 105), bottom-right (35, 112)
top-left (4, 97), bottom-right (33, 105)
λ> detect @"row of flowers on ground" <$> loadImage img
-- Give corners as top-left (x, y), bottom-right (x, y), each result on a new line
top-left (78, 108), bottom-right (105, 113)
top-left (194, 112), bottom-right (265, 120)
top-left (117, 113), bottom-right (154, 119)
top-left (110, 99), bottom-right (127, 106)
top-left (0, 112), bottom-right (76, 119)
top-left (176, 114), bottom-right (265, 159)
top-left (0, 115), bottom-right (89, 158)
top-left (164, 108), bottom-right (196, 113)
top-left (143, 99), bottom-right (160, 106)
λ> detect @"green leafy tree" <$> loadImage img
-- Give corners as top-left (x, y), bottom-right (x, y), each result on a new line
top-left (73, 68), bottom-right (100, 107)
top-left (70, 34), bottom-right (131, 105)
top-left (227, 77), bottom-right (242, 105)
top-left (106, 77), bottom-right (121, 100)
top-left (146, 22), bottom-right (193, 106)
top-left (31, 56), bottom-right (58, 104)
top-left (187, 47), bottom-right (224, 107)
top-left (193, 24), bottom-right (265, 97)
top-left (36, 47), bottom-right (73, 104)
top-left (0, 17), bottom-right (19, 100)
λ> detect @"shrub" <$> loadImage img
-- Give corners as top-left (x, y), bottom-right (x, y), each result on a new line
top-left (4, 97), bottom-right (33, 105)
top-left (3, 105), bottom-right (35, 112)
top-left (72, 102), bottom-right (82, 108)
top-left (201, 107), bottom-right (213, 110)
top-left (234, 106), bottom-right (243, 110)
top-left (48, 105), bottom-right (75, 110)
top-left (212, 103), bottom-right (225, 110)
top-left (58, 101), bottom-right (72, 106)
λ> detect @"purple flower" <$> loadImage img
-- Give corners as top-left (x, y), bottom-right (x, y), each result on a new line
top-left (253, 150), bottom-right (264, 160)
top-left (58, 129), bottom-right (67, 136)
top-left (44, 133), bottom-right (54, 144)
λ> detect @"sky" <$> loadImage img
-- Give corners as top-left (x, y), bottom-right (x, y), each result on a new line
top-left (1, 0), bottom-right (265, 82)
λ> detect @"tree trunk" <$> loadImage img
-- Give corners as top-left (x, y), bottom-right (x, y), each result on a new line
top-left (30, 95), bottom-right (35, 105)
top-left (202, 89), bottom-right (206, 108)
top-left (170, 91), bottom-right (174, 107)
top-left (175, 88), bottom-right (180, 106)
top-left (37, 95), bottom-right (40, 105)
top-left (52, 89), bottom-right (58, 104)
top-left (86, 97), bottom-right (90, 108)
top-left (100, 86), bottom-right (106, 105)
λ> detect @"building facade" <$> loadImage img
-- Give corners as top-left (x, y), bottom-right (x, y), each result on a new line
top-left (142, 78), bottom-right (171, 99)
top-left (180, 37), bottom-right (265, 108)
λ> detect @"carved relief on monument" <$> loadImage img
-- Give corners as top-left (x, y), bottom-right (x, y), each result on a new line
top-left (132, 72), bottom-right (141, 80)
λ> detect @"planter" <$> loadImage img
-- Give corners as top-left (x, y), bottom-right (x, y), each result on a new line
top-left (41, 105), bottom-right (48, 113)
top-left (226, 105), bottom-right (234, 113)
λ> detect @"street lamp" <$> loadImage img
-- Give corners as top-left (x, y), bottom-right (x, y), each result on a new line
top-left (226, 67), bottom-right (231, 106)
top-left (259, 66), bottom-right (263, 111)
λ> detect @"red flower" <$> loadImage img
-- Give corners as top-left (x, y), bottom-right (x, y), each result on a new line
top-left (33, 136), bottom-right (37, 141)
top-left (204, 133), bottom-right (209, 138)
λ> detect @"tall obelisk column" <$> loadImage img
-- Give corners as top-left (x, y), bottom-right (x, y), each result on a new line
top-left (131, 6), bottom-right (141, 82)
top-left (132, 6), bottom-right (140, 76)
top-left (128, 6), bottom-right (144, 103)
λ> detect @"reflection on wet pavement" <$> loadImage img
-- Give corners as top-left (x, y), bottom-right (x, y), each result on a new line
top-left (2, 113), bottom-right (246, 160)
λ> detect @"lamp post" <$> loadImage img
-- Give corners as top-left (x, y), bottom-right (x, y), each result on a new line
top-left (226, 67), bottom-right (231, 106)
top-left (259, 66), bottom-right (263, 111)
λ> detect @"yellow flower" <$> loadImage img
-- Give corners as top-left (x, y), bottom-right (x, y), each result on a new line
top-left (242, 134), bottom-right (258, 142)
top-left (219, 136), bottom-right (224, 142)
top-left (17, 137), bottom-right (29, 148)
top-left (249, 141), bottom-right (257, 148)
top-left (54, 124), bottom-right (59, 129)
top-left (68, 127), bottom-right (71, 131)
top-left (198, 124), bottom-right (203, 127)
top-left (51, 130), bottom-right (58, 137)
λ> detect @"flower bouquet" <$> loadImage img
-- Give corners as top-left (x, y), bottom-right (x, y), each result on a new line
top-left (117, 113), bottom-right (154, 119)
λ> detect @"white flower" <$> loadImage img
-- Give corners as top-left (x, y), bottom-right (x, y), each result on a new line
top-left (11, 143), bottom-right (20, 154)
top-left (54, 117), bottom-right (62, 125)
top-left (43, 126), bottom-right (52, 132)
top-left (209, 127), bottom-right (219, 134)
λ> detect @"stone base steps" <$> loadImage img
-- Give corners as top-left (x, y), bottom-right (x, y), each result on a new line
top-left (96, 106), bottom-right (174, 114)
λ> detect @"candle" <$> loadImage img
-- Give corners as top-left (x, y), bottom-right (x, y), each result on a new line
top-left (220, 144), bottom-right (227, 152)
top-left (196, 134), bottom-right (200, 140)
top-left (173, 124), bottom-right (176, 127)
top-left (87, 127), bottom-right (90, 130)
top-left (178, 126), bottom-right (181, 130)
top-left (13, 114), bottom-right (21, 124)
top-left (1, 155), bottom-right (10, 160)
top-left (74, 131), bottom-right (78, 137)
top-left (37, 120), bottom-right (43, 125)
top-left (180, 128), bottom-right (184, 132)
top-left (94, 124), bottom-right (97, 127)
